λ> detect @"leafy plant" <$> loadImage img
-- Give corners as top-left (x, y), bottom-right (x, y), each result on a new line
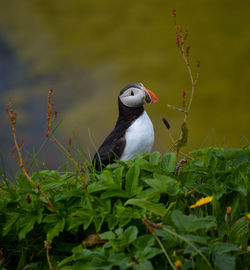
top-left (0, 148), bottom-right (249, 269)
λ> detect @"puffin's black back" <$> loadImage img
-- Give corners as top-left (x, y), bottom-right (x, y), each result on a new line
top-left (92, 97), bottom-right (144, 170)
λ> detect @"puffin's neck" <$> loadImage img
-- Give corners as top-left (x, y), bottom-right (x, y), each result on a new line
top-left (115, 98), bottom-right (144, 128)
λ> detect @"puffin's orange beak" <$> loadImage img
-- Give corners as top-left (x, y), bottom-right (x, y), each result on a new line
top-left (145, 89), bottom-right (159, 104)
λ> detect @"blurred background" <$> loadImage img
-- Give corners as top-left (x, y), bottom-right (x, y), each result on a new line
top-left (0, 0), bottom-right (249, 177)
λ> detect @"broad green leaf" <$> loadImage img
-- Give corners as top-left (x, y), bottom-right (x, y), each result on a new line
top-left (125, 165), bottom-right (140, 195)
top-left (144, 174), bottom-right (179, 195)
top-left (54, 189), bottom-right (83, 201)
top-left (171, 210), bottom-right (195, 232)
top-left (192, 216), bottom-right (217, 231)
top-left (172, 210), bottom-right (216, 233)
top-left (43, 213), bottom-right (59, 223)
top-left (160, 153), bottom-right (176, 172)
top-left (112, 166), bottom-right (124, 187)
top-left (154, 226), bottom-right (180, 247)
top-left (115, 205), bottom-right (142, 227)
top-left (57, 255), bottom-right (74, 268)
top-left (231, 216), bottom-right (249, 243)
top-left (72, 244), bottom-right (84, 254)
top-left (17, 215), bottom-right (37, 240)
top-left (123, 226), bottom-right (138, 244)
top-left (133, 235), bottom-right (155, 250)
top-left (214, 254), bottom-right (235, 270)
top-left (181, 234), bottom-right (208, 245)
top-left (125, 198), bottom-right (166, 216)
top-left (39, 178), bottom-right (65, 191)
top-left (96, 170), bottom-right (114, 184)
top-left (46, 217), bottom-right (65, 240)
top-left (100, 231), bottom-right (116, 240)
top-left (149, 151), bottom-right (161, 164)
top-left (213, 242), bottom-right (240, 254)
top-left (2, 212), bottom-right (20, 236)
top-left (101, 188), bottom-right (130, 199)
top-left (134, 260), bottom-right (154, 270)
top-left (136, 247), bottom-right (161, 260)
top-left (94, 215), bottom-right (105, 232)
top-left (87, 182), bottom-right (111, 193)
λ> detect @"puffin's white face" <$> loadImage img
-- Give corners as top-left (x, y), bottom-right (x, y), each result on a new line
top-left (119, 83), bottom-right (158, 108)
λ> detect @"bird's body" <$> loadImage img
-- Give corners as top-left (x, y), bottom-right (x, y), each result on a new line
top-left (122, 111), bottom-right (154, 160)
top-left (92, 83), bottom-right (158, 170)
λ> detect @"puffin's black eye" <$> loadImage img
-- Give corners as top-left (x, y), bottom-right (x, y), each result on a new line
top-left (131, 90), bottom-right (134, 96)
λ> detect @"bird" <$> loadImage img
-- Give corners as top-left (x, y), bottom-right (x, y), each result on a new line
top-left (92, 82), bottom-right (158, 170)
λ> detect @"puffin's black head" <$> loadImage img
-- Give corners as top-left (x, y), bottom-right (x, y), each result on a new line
top-left (119, 82), bottom-right (158, 108)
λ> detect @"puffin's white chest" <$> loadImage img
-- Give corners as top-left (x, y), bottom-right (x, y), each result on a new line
top-left (122, 111), bottom-right (154, 161)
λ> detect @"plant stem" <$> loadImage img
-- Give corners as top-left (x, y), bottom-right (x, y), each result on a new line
top-left (11, 118), bottom-right (57, 214)
top-left (152, 230), bottom-right (176, 270)
top-left (161, 225), bottom-right (213, 270)
top-left (46, 248), bottom-right (53, 270)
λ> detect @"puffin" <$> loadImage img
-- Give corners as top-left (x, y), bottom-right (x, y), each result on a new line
top-left (92, 82), bottom-right (158, 170)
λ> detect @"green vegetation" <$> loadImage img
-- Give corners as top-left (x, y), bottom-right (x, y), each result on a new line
top-left (1, 148), bottom-right (249, 269)
top-left (1, 5), bottom-right (249, 269)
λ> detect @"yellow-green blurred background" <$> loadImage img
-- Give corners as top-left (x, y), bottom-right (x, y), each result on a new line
top-left (0, 0), bottom-right (249, 174)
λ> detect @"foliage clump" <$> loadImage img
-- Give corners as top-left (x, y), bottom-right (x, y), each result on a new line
top-left (0, 148), bottom-right (249, 269)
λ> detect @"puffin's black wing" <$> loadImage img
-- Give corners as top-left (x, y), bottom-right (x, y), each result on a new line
top-left (92, 130), bottom-right (126, 170)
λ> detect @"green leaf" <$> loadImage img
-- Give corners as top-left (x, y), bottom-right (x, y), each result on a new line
top-left (231, 216), bottom-right (249, 243)
top-left (144, 174), bottom-right (179, 195)
top-left (160, 152), bottom-right (176, 172)
top-left (149, 151), bottom-right (161, 164)
top-left (214, 254), bottom-right (235, 270)
top-left (123, 226), bottom-right (138, 244)
top-left (133, 235), bottom-right (155, 250)
top-left (125, 165), bottom-right (140, 195)
top-left (176, 122), bottom-right (188, 149)
top-left (112, 166), bottom-right (124, 187)
top-left (100, 231), bottom-right (116, 240)
top-left (45, 216), bottom-right (65, 240)
top-left (192, 216), bottom-right (217, 231)
top-left (94, 215), bottom-right (105, 232)
top-left (125, 199), bottom-right (166, 216)
top-left (101, 188), bottom-right (130, 199)
top-left (172, 210), bottom-right (216, 233)
top-left (39, 178), bottom-right (65, 191)
top-left (2, 212), bottom-right (20, 236)
top-left (181, 234), bottom-right (208, 245)
top-left (17, 214), bottom-right (37, 240)
top-left (213, 242), bottom-right (240, 254)
top-left (54, 189), bottom-right (83, 201)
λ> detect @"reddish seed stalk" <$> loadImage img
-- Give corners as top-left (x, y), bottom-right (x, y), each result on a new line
top-left (166, 9), bottom-right (200, 153)
top-left (6, 99), bottom-right (57, 214)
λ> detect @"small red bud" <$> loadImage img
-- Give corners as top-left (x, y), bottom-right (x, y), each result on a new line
top-left (184, 29), bottom-right (188, 41)
top-left (197, 60), bottom-right (200, 68)
top-left (182, 91), bottom-right (186, 108)
top-left (53, 110), bottom-right (57, 119)
top-left (172, 9), bottom-right (176, 19)
top-left (26, 194), bottom-right (32, 204)
top-left (68, 138), bottom-right (72, 147)
top-left (185, 45), bottom-right (190, 57)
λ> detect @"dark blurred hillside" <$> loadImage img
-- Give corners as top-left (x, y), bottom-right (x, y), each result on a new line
top-left (0, 0), bottom-right (249, 176)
